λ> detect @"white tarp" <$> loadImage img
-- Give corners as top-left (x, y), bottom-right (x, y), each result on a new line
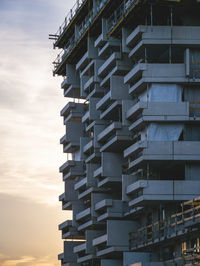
top-left (147, 123), bottom-right (183, 141)
top-left (72, 149), bottom-right (81, 161)
top-left (149, 83), bottom-right (182, 102)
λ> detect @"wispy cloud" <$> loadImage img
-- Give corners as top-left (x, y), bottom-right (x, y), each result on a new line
top-left (0, 255), bottom-right (58, 266)
top-left (0, 27), bottom-right (65, 205)
top-left (0, 194), bottom-right (71, 261)
top-left (0, 2), bottom-right (72, 205)
top-left (0, 0), bottom-right (75, 264)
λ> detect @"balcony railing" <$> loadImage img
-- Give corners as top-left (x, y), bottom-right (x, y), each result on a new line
top-left (53, 34), bottom-right (75, 73)
top-left (53, 0), bottom-right (110, 74)
top-left (107, 0), bottom-right (140, 34)
top-left (55, 0), bottom-right (87, 39)
top-left (129, 196), bottom-right (200, 250)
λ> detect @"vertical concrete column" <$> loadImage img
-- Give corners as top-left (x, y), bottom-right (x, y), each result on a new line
top-left (122, 27), bottom-right (131, 53)
top-left (75, 24), bottom-right (79, 42)
top-left (102, 18), bottom-right (107, 38)
top-left (93, 0), bottom-right (97, 16)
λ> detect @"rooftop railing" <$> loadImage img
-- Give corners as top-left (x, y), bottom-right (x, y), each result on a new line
top-left (55, 0), bottom-right (87, 39)
top-left (53, 34), bottom-right (75, 73)
top-left (53, 0), bottom-right (139, 73)
top-left (53, 0), bottom-right (109, 74)
top-left (107, 0), bottom-right (139, 33)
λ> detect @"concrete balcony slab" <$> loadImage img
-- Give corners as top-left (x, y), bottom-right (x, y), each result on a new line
top-left (126, 141), bottom-right (200, 170)
top-left (63, 84), bottom-right (81, 98)
top-left (97, 122), bottom-right (122, 142)
top-left (76, 51), bottom-right (89, 71)
top-left (83, 139), bottom-right (93, 154)
top-left (98, 177), bottom-right (122, 188)
top-left (93, 234), bottom-right (107, 246)
top-left (126, 25), bottom-right (200, 48)
top-left (76, 207), bottom-right (91, 221)
top-left (100, 64), bottom-right (131, 88)
top-left (74, 177), bottom-right (87, 191)
top-left (100, 135), bottom-right (132, 152)
top-left (100, 100), bottom-right (121, 120)
top-left (96, 91), bottom-right (111, 110)
top-left (98, 52), bottom-right (121, 77)
top-left (98, 39), bottom-right (120, 57)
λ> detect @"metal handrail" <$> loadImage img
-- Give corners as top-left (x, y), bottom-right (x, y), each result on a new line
top-left (53, 0), bottom-right (109, 73)
top-left (107, 0), bottom-right (139, 33)
top-left (129, 200), bottom-right (200, 248)
top-left (53, 34), bottom-right (75, 72)
top-left (55, 0), bottom-right (87, 38)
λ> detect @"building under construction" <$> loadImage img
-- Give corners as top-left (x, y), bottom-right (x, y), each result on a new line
top-left (50, 0), bottom-right (200, 265)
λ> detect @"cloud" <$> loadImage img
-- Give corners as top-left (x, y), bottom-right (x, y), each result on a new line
top-left (0, 255), bottom-right (58, 266)
top-left (0, 1), bottom-right (76, 265)
top-left (0, 41), bottom-right (65, 205)
top-left (0, 194), bottom-right (71, 259)
top-left (0, 9), bottom-right (67, 206)
top-left (0, 0), bottom-right (77, 39)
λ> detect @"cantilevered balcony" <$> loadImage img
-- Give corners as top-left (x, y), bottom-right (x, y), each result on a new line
top-left (61, 102), bottom-right (85, 124)
top-left (74, 176), bottom-right (102, 200)
top-left (73, 242), bottom-right (94, 264)
top-left (97, 122), bottom-right (132, 152)
top-left (98, 52), bottom-right (122, 77)
top-left (60, 121), bottom-right (83, 153)
top-left (60, 134), bottom-right (79, 153)
top-left (76, 207), bottom-right (96, 231)
top-left (79, 59), bottom-right (104, 98)
top-left (93, 152), bottom-right (122, 188)
top-left (82, 98), bottom-right (100, 125)
top-left (95, 32), bottom-right (107, 49)
top-left (94, 166), bottom-right (122, 188)
top-left (61, 63), bottom-right (80, 98)
top-left (59, 193), bottom-right (69, 210)
top-left (127, 102), bottom-right (189, 121)
top-left (124, 141), bottom-right (200, 170)
top-left (75, 192), bottom-right (108, 230)
top-left (93, 220), bottom-right (137, 258)
top-left (59, 220), bottom-right (84, 240)
top-left (126, 179), bottom-right (200, 208)
top-left (95, 199), bottom-right (125, 222)
top-left (59, 179), bottom-right (78, 210)
top-left (99, 56), bottom-right (131, 88)
top-left (126, 101), bottom-right (189, 132)
top-left (129, 197), bottom-right (200, 252)
top-left (96, 91), bottom-right (122, 120)
top-left (58, 240), bottom-right (82, 266)
top-left (124, 63), bottom-right (200, 95)
top-left (98, 39), bottom-right (121, 58)
top-left (74, 232), bottom-right (100, 264)
top-left (126, 25), bottom-right (200, 59)
top-left (59, 160), bottom-right (84, 181)
top-left (58, 241), bottom-right (81, 266)
top-left (96, 75), bottom-right (130, 120)
top-left (83, 137), bottom-right (101, 164)
top-left (59, 192), bottom-right (73, 211)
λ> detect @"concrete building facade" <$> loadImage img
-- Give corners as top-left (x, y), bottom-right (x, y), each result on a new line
top-left (51, 0), bottom-right (200, 265)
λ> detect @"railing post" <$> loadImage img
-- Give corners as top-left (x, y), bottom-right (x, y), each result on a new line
top-left (182, 204), bottom-right (184, 225)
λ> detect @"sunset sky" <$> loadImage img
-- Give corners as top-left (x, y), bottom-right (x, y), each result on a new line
top-left (0, 0), bottom-right (76, 265)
